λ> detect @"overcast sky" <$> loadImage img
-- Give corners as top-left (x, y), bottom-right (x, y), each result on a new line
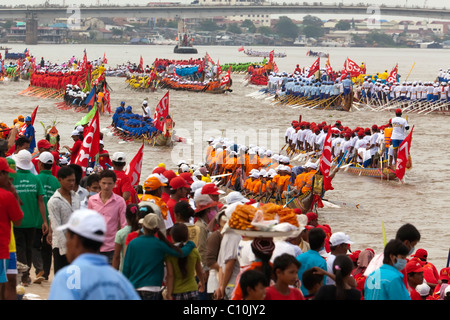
top-left (1, 0), bottom-right (447, 7)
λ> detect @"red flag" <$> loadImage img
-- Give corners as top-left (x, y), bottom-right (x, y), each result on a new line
top-left (395, 126), bottom-right (414, 182)
top-left (153, 91), bottom-right (169, 132)
top-left (103, 87), bottom-right (111, 114)
top-left (18, 106), bottom-right (38, 136)
top-left (326, 58), bottom-right (333, 76)
top-left (74, 108), bottom-right (100, 171)
top-left (319, 130), bottom-right (334, 191)
top-left (125, 142), bottom-right (144, 187)
top-left (340, 60), bottom-right (349, 81)
top-left (81, 50), bottom-right (87, 70)
top-left (216, 60), bottom-right (222, 76)
top-left (387, 64), bottom-right (398, 83)
top-left (30, 105), bottom-right (38, 125)
top-left (269, 50), bottom-right (274, 63)
top-left (346, 58), bottom-right (362, 77)
top-left (273, 62), bottom-right (279, 73)
top-left (307, 57), bottom-right (320, 78)
top-left (220, 66), bottom-right (231, 86)
top-left (139, 55), bottom-right (143, 71)
top-left (102, 53), bottom-right (108, 65)
top-left (205, 52), bottom-right (214, 65)
top-left (238, 46), bottom-right (244, 52)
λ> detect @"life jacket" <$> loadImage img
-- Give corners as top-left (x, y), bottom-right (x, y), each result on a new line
top-left (384, 127), bottom-right (393, 148)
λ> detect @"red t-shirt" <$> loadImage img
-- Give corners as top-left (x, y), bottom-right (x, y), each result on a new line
top-left (125, 231), bottom-right (139, 246)
top-left (69, 139), bottom-right (82, 164)
top-left (113, 170), bottom-right (134, 198)
top-left (0, 189), bottom-right (24, 259)
top-left (166, 198), bottom-right (177, 224)
top-left (264, 285), bottom-right (305, 300)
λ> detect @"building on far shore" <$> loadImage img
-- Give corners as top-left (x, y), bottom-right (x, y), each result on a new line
top-left (198, 0), bottom-right (271, 27)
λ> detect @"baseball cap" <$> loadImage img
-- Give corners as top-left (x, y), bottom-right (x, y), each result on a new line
top-left (406, 260), bottom-right (424, 274)
top-left (412, 248), bottom-right (428, 261)
top-left (71, 130), bottom-right (80, 136)
top-left (439, 267), bottom-right (450, 281)
top-left (140, 213), bottom-right (160, 230)
top-left (225, 191), bottom-right (248, 205)
top-left (162, 170), bottom-right (177, 183)
top-left (415, 282), bottom-right (431, 297)
top-left (111, 152), bottom-right (126, 163)
top-left (38, 151), bottom-right (54, 165)
top-left (37, 139), bottom-right (52, 150)
top-left (179, 172), bottom-right (194, 185)
top-left (152, 166), bottom-right (166, 175)
top-left (395, 108), bottom-right (402, 114)
top-left (0, 157), bottom-right (16, 174)
top-left (201, 183), bottom-right (225, 195)
top-left (13, 150), bottom-right (33, 170)
top-left (329, 232), bottom-right (354, 246)
top-left (56, 209), bottom-right (106, 243)
top-left (190, 180), bottom-right (206, 194)
top-left (25, 116), bottom-right (32, 122)
top-left (170, 176), bottom-right (191, 190)
top-left (144, 175), bottom-right (166, 191)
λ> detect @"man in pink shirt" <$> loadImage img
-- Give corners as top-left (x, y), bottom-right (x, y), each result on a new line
top-left (88, 170), bottom-right (127, 265)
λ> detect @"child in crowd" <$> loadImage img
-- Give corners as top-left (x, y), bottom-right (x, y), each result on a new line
top-left (165, 223), bottom-right (205, 300)
top-left (314, 255), bottom-right (362, 300)
top-left (265, 253), bottom-right (305, 300)
top-left (112, 203), bottom-right (140, 271)
top-left (240, 269), bottom-right (267, 300)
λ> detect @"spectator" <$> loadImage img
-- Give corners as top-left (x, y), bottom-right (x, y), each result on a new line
top-left (239, 270), bottom-right (267, 301)
top-left (12, 150), bottom-right (48, 286)
top-left (165, 223), bottom-right (205, 300)
top-left (265, 253), bottom-right (304, 300)
top-left (314, 255), bottom-right (361, 300)
top-left (47, 166), bottom-right (80, 273)
top-left (48, 209), bottom-right (140, 300)
top-left (88, 170), bottom-right (127, 264)
top-left (364, 239), bottom-right (411, 300)
top-left (296, 227), bottom-right (328, 296)
top-left (0, 157), bottom-right (24, 300)
top-left (122, 213), bottom-right (195, 300)
top-left (34, 152), bottom-right (60, 283)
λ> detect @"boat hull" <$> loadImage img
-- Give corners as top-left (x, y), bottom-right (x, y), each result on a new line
top-left (173, 45), bottom-right (198, 54)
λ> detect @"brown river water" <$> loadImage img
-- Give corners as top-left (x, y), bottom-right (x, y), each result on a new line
top-left (1, 44), bottom-right (450, 271)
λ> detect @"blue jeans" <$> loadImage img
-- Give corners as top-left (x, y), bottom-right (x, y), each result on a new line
top-left (138, 290), bottom-right (163, 300)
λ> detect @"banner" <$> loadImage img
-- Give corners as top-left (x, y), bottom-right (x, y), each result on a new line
top-left (153, 91), bottom-right (169, 132)
top-left (220, 66), bottom-right (231, 86)
top-left (205, 52), bottom-right (214, 65)
top-left (346, 58), bottom-right (363, 77)
top-left (326, 58), bottom-right (333, 76)
top-left (125, 142), bottom-right (144, 187)
top-left (74, 108), bottom-right (100, 171)
top-left (307, 57), bottom-right (320, 78)
top-left (319, 130), bottom-right (334, 191)
top-left (386, 64), bottom-right (398, 83)
top-left (76, 104), bottom-right (97, 126)
top-left (216, 60), bottom-right (222, 76)
top-left (83, 85), bottom-right (97, 107)
top-left (395, 126), bottom-right (414, 182)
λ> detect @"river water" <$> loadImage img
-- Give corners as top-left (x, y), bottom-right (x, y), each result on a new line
top-left (2, 44), bottom-right (450, 271)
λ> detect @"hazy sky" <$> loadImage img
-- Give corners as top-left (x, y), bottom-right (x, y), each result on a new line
top-left (1, 0), bottom-right (447, 7)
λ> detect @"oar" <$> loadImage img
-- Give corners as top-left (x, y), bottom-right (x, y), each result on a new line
top-left (322, 198), bottom-right (361, 210)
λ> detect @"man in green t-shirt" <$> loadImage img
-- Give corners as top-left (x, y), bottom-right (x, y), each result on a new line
top-left (34, 152), bottom-right (60, 283)
top-left (11, 150), bottom-right (48, 286)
